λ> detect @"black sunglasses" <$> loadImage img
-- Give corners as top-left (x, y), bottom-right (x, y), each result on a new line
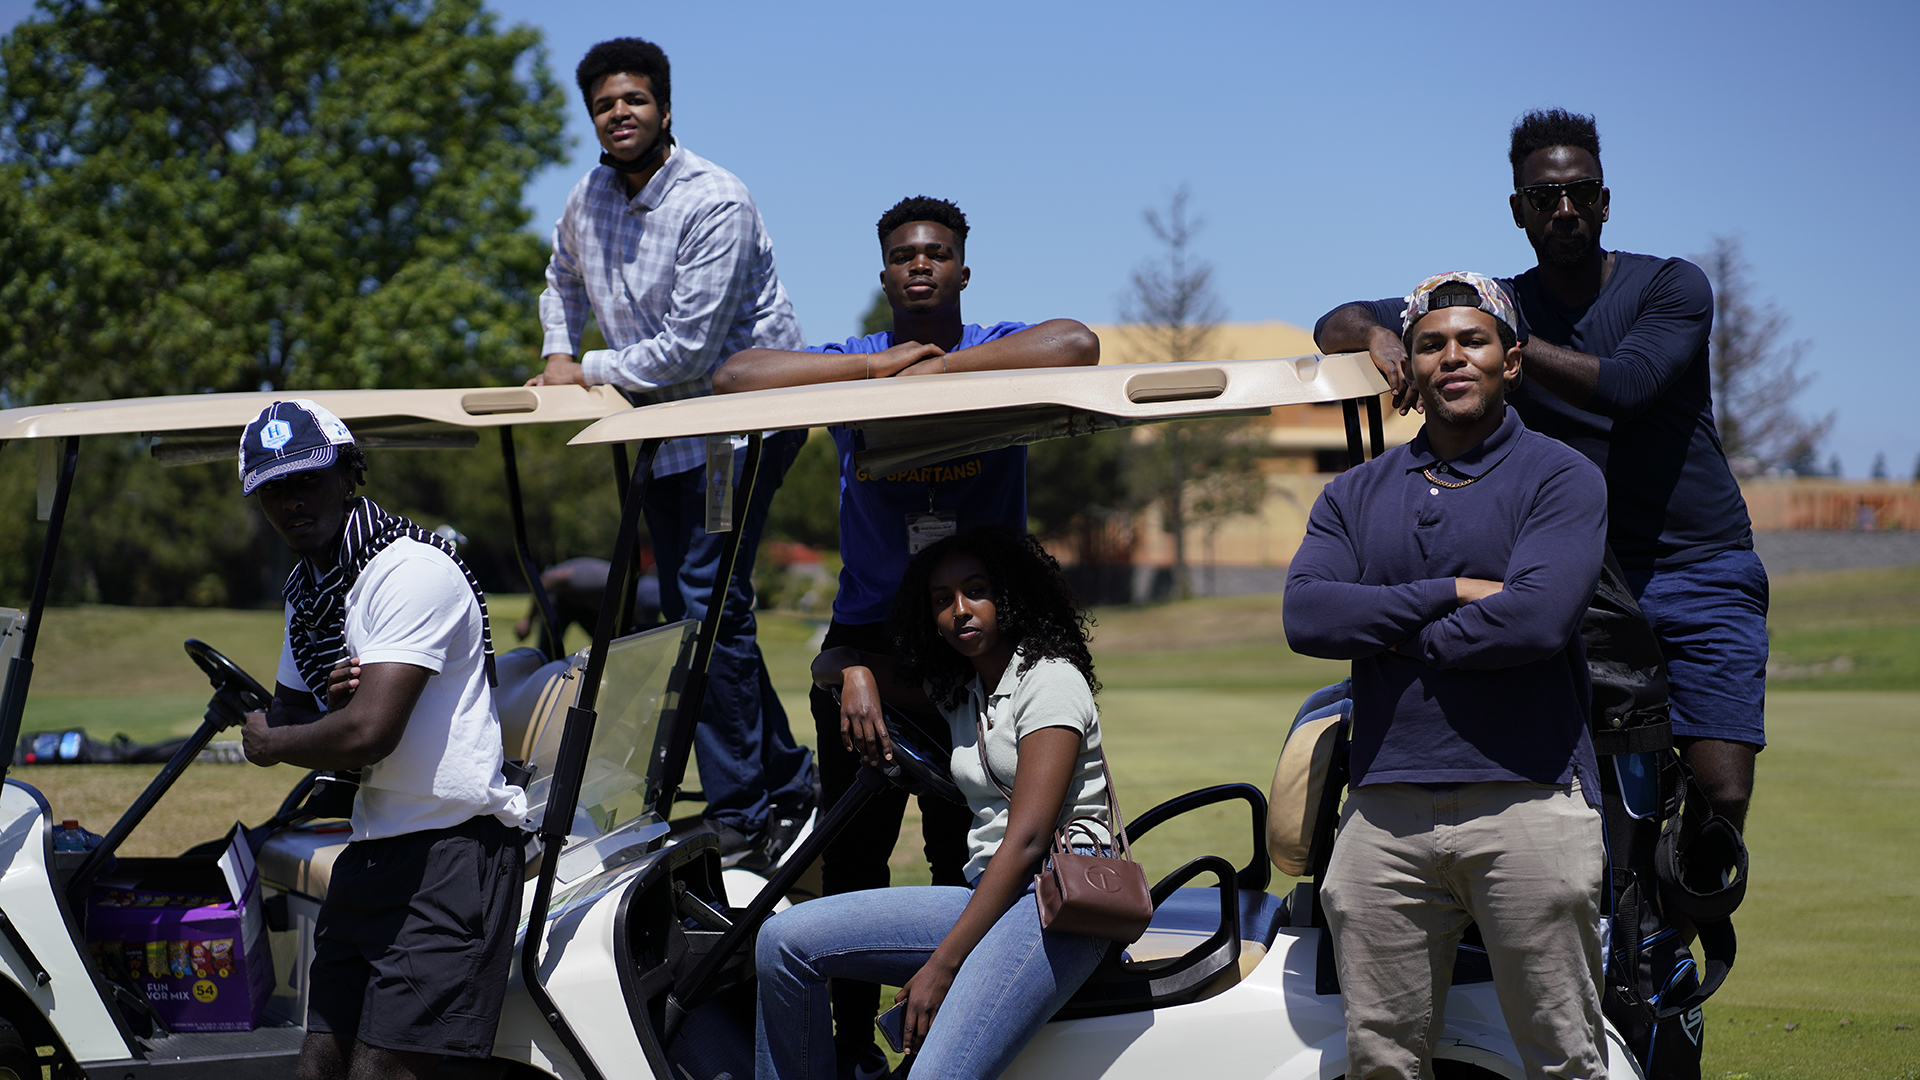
top-left (1518, 178), bottom-right (1604, 212)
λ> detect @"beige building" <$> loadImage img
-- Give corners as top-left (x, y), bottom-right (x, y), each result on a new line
top-left (1083, 321), bottom-right (1413, 585)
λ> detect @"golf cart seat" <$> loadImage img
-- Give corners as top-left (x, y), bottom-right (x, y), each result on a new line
top-left (495, 646), bottom-right (589, 781)
top-left (1053, 681), bottom-right (1364, 1019)
top-left (256, 648), bottom-right (588, 905)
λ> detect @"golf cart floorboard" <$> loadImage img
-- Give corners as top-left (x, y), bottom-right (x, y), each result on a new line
top-left (84, 1021), bottom-right (306, 1077)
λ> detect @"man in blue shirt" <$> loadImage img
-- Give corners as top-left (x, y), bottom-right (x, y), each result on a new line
top-left (527, 38), bottom-right (814, 868)
top-left (1288, 273), bottom-right (1608, 1080)
top-left (1313, 110), bottom-right (1765, 841)
top-left (719, 195), bottom-right (1097, 1078)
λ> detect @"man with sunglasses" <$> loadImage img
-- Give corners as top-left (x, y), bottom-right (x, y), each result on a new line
top-left (1314, 109), bottom-right (1765, 1077)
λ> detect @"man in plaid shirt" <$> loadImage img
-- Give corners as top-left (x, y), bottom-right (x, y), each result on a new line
top-left (529, 37), bottom-right (812, 867)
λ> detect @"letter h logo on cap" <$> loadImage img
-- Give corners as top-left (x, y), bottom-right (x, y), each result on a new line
top-left (238, 399), bottom-right (357, 496)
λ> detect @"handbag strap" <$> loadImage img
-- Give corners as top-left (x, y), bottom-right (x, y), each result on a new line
top-left (973, 703), bottom-right (1133, 862)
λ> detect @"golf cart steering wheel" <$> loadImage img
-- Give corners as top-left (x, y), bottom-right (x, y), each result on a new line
top-left (877, 705), bottom-right (966, 806)
top-left (185, 638), bottom-right (273, 722)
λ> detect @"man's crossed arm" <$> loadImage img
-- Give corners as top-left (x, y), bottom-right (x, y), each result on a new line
top-left (241, 659), bottom-right (427, 771)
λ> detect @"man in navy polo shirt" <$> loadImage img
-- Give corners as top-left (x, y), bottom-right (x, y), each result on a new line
top-left (1314, 110), bottom-right (1766, 840)
top-left (718, 194), bottom-right (1098, 1079)
top-left (1287, 273), bottom-right (1608, 1080)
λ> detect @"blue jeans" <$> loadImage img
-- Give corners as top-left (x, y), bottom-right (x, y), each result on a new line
top-left (755, 877), bottom-right (1110, 1080)
top-left (644, 428), bottom-right (813, 833)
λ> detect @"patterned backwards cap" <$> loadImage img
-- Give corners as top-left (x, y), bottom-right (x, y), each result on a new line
top-left (1399, 271), bottom-right (1520, 343)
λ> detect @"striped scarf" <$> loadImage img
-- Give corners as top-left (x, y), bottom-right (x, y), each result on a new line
top-left (283, 497), bottom-right (495, 703)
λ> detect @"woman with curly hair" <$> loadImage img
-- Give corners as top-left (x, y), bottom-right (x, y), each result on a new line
top-left (757, 526), bottom-right (1115, 1080)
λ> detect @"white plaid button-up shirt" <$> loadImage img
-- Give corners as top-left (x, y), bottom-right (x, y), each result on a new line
top-left (539, 144), bottom-right (803, 476)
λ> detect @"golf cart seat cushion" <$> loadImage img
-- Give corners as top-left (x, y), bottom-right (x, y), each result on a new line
top-left (495, 648), bottom-right (586, 772)
top-left (1267, 700), bottom-right (1348, 877)
top-left (257, 825), bottom-right (352, 898)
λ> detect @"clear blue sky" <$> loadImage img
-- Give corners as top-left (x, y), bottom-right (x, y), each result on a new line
top-left (4, 0), bottom-right (1915, 477)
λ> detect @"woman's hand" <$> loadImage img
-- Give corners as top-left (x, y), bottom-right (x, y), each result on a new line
top-left (894, 956), bottom-right (959, 1054)
top-left (326, 656), bottom-right (361, 712)
top-left (840, 666), bottom-right (894, 765)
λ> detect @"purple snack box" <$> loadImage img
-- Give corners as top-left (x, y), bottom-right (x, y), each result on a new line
top-left (86, 824), bottom-right (273, 1032)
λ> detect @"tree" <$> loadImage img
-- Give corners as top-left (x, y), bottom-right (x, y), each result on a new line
top-left (0, 0), bottom-right (570, 607)
top-left (1698, 237), bottom-right (1832, 476)
top-left (1, 0), bottom-right (564, 401)
top-left (1118, 187), bottom-right (1264, 600)
top-left (1870, 453), bottom-right (1889, 481)
top-left (858, 289), bottom-right (892, 337)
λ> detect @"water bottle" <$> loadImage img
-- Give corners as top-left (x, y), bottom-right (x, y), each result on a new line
top-left (54, 819), bottom-right (90, 852)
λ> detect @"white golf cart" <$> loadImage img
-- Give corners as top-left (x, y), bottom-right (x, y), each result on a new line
top-left (0, 357), bottom-right (1643, 1079)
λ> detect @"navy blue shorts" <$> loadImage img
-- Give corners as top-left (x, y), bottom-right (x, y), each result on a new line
top-left (308, 816), bottom-right (526, 1057)
top-left (1626, 548), bottom-right (1769, 748)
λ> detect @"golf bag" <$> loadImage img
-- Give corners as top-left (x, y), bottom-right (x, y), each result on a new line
top-left (1585, 552), bottom-right (1746, 1080)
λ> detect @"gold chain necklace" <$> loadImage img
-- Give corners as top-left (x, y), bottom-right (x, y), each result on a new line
top-left (1422, 466), bottom-right (1479, 489)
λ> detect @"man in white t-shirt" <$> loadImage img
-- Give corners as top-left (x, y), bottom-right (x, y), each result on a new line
top-left (236, 400), bottom-right (527, 1080)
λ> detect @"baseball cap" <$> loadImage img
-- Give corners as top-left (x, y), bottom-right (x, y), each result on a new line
top-left (238, 399), bottom-right (357, 496)
top-left (1399, 271), bottom-right (1521, 345)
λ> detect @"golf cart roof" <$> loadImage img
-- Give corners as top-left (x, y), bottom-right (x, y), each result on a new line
top-left (0, 385), bottom-right (629, 440)
top-left (568, 352), bottom-right (1387, 475)
top-left (0, 385), bottom-right (631, 464)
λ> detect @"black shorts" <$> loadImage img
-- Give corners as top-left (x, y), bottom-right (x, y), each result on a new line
top-left (308, 815), bottom-right (526, 1057)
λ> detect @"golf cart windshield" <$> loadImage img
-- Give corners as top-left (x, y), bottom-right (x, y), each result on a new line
top-left (523, 618), bottom-right (696, 880)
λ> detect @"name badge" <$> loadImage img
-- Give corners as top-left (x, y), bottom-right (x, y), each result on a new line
top-left (907, 512), bottom-right (957, 554)
top-left (705, 435), bottom-right (735, 534)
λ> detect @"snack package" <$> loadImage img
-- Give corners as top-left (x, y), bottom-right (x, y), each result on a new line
top-left (190, 941), bottom-right (210, 978)
top-left (169, 940), bottom-right (190, 978)
top-left (208, 938), bottom-right (233, 978)
top-left (144, 939), bottom-right (166, 976)
top-left (123, 941), bottom-right (146, 978)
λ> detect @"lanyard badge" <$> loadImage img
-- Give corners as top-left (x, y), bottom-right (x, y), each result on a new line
top-left (705, 435), bottom-right (736, 534)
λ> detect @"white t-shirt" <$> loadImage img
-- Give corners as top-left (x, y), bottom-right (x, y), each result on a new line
top-left (935, 651), bottom-right (1110, 882)
top-left (278, 538), bottom-right (527, 841)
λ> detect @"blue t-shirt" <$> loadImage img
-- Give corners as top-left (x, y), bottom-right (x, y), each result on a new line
top-left (1284, 409), bottom-right (1605, 800)
top-left (1317, 252), bottom-right (1752, 570)
top-left (807, 323), bottom-right (1030, 624)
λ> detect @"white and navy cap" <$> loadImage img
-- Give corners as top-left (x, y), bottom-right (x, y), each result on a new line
top-left (238, 399), bottom-right (357, 496)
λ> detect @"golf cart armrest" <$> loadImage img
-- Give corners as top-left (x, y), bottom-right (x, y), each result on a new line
top-left (1126, 783), bottom-right (1269, 892)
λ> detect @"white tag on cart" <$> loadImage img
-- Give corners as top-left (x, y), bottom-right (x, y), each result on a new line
top-left (906, 512), bottom-right (957, 554)
top-left (705, 435), bottom-right (736, 534)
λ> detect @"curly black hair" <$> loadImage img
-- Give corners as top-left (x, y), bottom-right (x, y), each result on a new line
top-left (1508, 108), bottom-right (1601, 187)
top-left (339, 444), bottom-right (369, 487)
top-left (876, 196), bottom-right (969, 252)
top-left (576, 38), bottom-right (671, 113)
top-left (886, 526), bottom-right (1097, 711)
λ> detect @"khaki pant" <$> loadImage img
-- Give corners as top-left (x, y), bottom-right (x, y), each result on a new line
top-left (1321, 782), bottom-right (1607, 1080)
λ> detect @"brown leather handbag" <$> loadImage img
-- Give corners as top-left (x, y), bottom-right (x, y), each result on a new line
top-left (977, 717), bottom-right (1153, 943)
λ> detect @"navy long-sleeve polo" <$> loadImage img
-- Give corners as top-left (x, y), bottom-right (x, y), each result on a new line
top-left (1284, 409), bottom-right (1605, 799)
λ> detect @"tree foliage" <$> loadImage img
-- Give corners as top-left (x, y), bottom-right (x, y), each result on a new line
top-left (858, 289), bottom-right (891, 338)
top-left (0, 0), bottom-right (565, 400)
top-left (1699, 236), bottom-right (1832, 477)
top-left (0, 0), bottom-right (575, 608)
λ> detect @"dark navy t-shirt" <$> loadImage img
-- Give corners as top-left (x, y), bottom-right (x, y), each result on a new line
top-left (1285, 409), bottom-right (1604, 800)
top-left (1317, 252), bottom-right (1752, 570)
top-left (807, 323), bottom-right (1030, 624)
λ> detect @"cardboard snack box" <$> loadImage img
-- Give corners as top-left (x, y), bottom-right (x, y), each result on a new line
top-left (86, 823), bottom-right (274, 1032)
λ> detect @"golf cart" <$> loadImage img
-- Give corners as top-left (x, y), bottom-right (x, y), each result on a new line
top-left (0, 356), bottom-right (1644, 1080)
top-left (0, 383), bottom-right (668, 1076)
top-left (528, 352), bottom-right (1645, 1080)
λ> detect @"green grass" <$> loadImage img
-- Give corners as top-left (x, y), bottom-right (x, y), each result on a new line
top-left (1765, 565), bottom-right (1920, 690)
top-left (9, 569), bottom-right (1919, 1077)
